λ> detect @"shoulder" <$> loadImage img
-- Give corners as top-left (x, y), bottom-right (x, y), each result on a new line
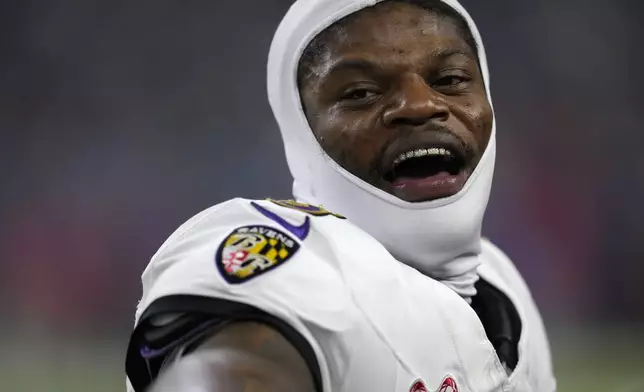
top-left (153, 198), bottom-right (348, 256)
top-left (137, 197), bottom-right (359, 323)
top-left (144, 197), bottom-right (350, 277)
top-left (130, 198), bottom-right (357, 392)
top-left (479, 238), bottom-right (540, 322)
top-left (479, 238), bottom-right (532, 299)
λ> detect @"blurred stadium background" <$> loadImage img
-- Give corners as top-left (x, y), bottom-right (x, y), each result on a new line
top-left (1, 0), bottom-right (643, 391)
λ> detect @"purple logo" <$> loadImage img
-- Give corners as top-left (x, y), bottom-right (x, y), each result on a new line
top-left (251, 202), bottom-right (310, 240)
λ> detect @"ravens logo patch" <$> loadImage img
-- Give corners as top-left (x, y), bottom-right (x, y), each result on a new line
top-left (268, 199), bottom-right (346, 219)
top-left (215, 225), bottom-right (300, 284)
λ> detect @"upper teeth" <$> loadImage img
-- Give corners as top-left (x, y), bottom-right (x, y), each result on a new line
top-left (393, 148), bottom-right (452, 166)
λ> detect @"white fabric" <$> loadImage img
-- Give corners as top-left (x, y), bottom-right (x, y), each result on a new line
top-left (267, 0), bottom-right (496, 299)
top-left (130, 199), bottom-right (509, 392)
top-left (126, 199), bottom-right (556, 392)
top-left (478, 240), bottom-right (557, 391)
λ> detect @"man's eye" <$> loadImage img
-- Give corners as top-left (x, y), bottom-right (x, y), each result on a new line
top-left (341, 88), bottom-right (378, 101)
top-left (433, 75), bottom-right (470, 88)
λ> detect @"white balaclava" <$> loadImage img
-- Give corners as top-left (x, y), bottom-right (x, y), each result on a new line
top-left (267, 0), bottom-right (495, 300)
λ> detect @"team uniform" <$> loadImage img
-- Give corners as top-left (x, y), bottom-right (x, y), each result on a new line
top-left (126, 0), bottom-right (557, 390)
top-left (126, 198), bottom-right (555, 392)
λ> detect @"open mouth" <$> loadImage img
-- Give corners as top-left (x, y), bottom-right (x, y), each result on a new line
top-left (384, 147), bottom-right (465, 181)
top-left (383, 146), bottom-right (470, 202)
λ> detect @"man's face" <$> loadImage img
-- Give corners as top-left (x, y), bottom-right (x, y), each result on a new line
top-left (299, 1), bottom-right (493, 202)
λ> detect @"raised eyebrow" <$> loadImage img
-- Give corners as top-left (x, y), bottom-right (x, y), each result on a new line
top-left (323, 58), bottom-right (379, 78)
top-left (433, 48), bottom-right (476, 62)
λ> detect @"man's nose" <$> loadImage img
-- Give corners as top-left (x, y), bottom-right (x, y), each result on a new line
top-left (383, 73), bottom-right (449, 127)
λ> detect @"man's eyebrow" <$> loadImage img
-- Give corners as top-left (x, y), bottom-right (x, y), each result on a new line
top-left (433, 48), bottom-right (476, 61)
top-left (324, 58), bottom-right (379, 78)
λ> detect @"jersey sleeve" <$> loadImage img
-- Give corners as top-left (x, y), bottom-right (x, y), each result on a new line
top-left (125, 198), bottom-right (353, 392)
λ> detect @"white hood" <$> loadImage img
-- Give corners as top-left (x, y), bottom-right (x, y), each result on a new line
top-left (267, 0), bottom-right (496, 300)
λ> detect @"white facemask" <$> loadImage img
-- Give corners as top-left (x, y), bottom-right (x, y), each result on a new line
top-left (267, 0), bottom-right (496, 300)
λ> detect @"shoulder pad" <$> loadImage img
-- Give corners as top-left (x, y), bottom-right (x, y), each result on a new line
top-left (140, 198), bottom-right (351, 309)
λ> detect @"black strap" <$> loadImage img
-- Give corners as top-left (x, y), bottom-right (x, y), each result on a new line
top-left (126, 295), bottom-right (323, 392)
top-left (471, 279), bottom-right (522, 371)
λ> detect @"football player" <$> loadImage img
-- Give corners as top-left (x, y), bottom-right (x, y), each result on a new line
top-left (126, 0), bottom-right (557, 391)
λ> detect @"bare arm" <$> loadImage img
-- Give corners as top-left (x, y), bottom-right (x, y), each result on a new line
top-left (148, 322), bottom-right (317, 392)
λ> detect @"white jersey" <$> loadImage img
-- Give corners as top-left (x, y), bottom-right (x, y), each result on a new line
top-left (126, 198), bottom-right (555, 392)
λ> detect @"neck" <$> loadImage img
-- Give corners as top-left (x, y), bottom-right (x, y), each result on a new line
top-left (404, 251), bottom-right (481, 303)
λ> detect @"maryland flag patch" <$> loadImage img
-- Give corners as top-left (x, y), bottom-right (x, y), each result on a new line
top-left (268, 199), bottom-right (346, 219)
top-left (215, 225), bottom-right (300, 284)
